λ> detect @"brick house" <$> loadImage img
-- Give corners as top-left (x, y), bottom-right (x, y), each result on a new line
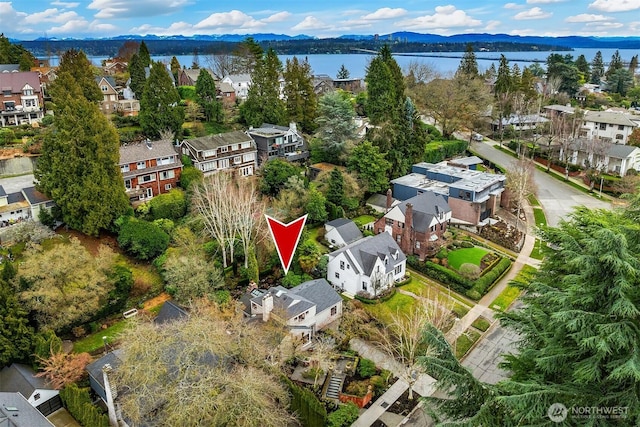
top-left (119, 139), bottom-right (183, 202)
top-left (374, 190), bottom-right (451, 259)
top-left (0, 71), bottom-right (44, 127)
top-left (179, 130), bottom-right (257, 177)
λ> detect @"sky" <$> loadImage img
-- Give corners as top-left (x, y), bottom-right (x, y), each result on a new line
top-left (2, 0), bottom-right (640, 40)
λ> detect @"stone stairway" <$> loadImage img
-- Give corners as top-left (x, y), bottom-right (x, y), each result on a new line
top-left (325, 372), bottom-right (346, 400)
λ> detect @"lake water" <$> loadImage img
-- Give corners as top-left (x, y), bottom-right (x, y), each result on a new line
top-left (62, 47), bottom-right (639, 78)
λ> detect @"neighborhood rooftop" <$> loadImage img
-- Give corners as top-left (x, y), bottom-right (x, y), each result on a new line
top-left (119, 139), bottom-right (177, 164)
top-left (0, 364), bottom-right (48, 400)
top-left (184, 131), bottom-right (254, 151)
top-left (330, 232), bottom-right (406, 277)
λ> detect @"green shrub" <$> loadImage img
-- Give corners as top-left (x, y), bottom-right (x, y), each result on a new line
top-left (407, 256), bottom-right (471, 293)
top-left (117, 217), bottom-right (169, 260)
top-left (345, 380), bottom-right (370, 397)
top-left (180, 166), bottom-right (203, 189)
top-left (148, 189), bottom-right (187, 221)
top-left (0, 128), bottom-right (15, 145)
top-left (327, 403), bottom-right (360, 427)
top-left (282, 375), bottom-right (327, 427)
top-left (466, 257), bottom-right (511, 299)
top-left (41, 115), bottom-right (54, 126)
top-left (60, 384), bottom-right (109, 427)
top-left (459, 263), bottom-right (481, 280)
top-left (357, 358), bottom-right (377, 378)
top-left (177, 85), bottom-right (196, 100)
top-left (460, 241), bottom-right (474, 248)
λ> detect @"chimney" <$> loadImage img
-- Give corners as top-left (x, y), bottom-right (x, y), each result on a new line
top-left (262, 293), bottom-right (274, 322)
top-left (145, 139), bottom-right (152, 149)
top-left (289, 122), bottom-right (297, 133)
top-left (386, 189), bottom-right (392, 211)
top-left (102, 364), bottom-right (119, 427)
top-left (403, 203), bottom-right (413, 254)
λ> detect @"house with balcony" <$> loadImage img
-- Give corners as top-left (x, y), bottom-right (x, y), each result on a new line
top-left (0, 185), bottom-right (54, 226)
top-left (248, 123), bottom-right (308, 164)
top-left (327, 232), bottom-right (406, 298)
top-left (119, 139), bottom-right (183, 203)
top-left (580, 110), bottom-right (638, 145)
top-left (222, 74), bottom-right (251, 100)
top-left (179, 130), bottom-right (257, 177)
top-left (374, 191), bottom-right (452, 260)
top-left (391, 159), bottom-right (505, 226)
top-left (242, 279), bottom-right (342, 343)
top-left (0, 71), bottom-right (44, 127)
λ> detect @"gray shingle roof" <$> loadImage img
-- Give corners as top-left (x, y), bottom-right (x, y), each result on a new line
top-left (21, 187), bottom-right (50, 205)
top-left (289, 278), bottom-right (342, 314)
top-left (0, 392), bottom-right (54, 427)
top-left (0, 185), bottom-right (7, 197)
top-left (607, 144), bottom-right (639, 159)
top-left (584, 111), bottom-right (638, 127)
top-left (154, 301), bottom-right (188, 325)
top-left (330, 233), bottom-right (406, 276)
top-left (0, 364), bottom-right (50, 398)
top-left (327, 219), bottom-right (363, 245)
top-left (86, 350), bottom-right (124, 395)
top-left (398, 191), bottom-right (451, 233)
top-left (119, 140), bottom-right (178, 165)
top-left (182, 131), bottom-right (254, 152)
top-left (95, 76), bottom-right (117, 89)
top-left (251, 286), bottom-right (315, 319)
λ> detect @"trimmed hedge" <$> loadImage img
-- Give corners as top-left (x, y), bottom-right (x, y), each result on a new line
top-left (424, 139), bottom-right (468, 163)
top-left (466, 257), bottom-right (512, 300)
top-left (60, 384), bottom-right (109, 427)
top-left (407, 256), bottom-right (471, 293)
top-left (354, 287), bottom-right (397, 304)
top-left (282, 376), bottom-right (327, 427)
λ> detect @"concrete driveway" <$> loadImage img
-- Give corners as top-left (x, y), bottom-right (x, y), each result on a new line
top-left (0, 173), bottom-right (36, 193)
top-left (470, 141), bottom-right (611, 226)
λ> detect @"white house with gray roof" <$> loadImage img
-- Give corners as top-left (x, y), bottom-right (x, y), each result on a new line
top-left (324, 218), bottom-right (363, 248)
top-left (327, 232), bottom-right (406, 298)
top-left (0, 393), bottom-right (54, 427)
top-left (0, 364), bottom-right (61, 417)
top-left (564, 139), bottom-right (640, 176)
top-left (243, 279), bottom-right (342, 343)
top-left (222, 74), bottom-right (251, 100)
top-left (179, 130), bottom-right (257, 177)
top-left (580, 111), bottom-right (638, 145)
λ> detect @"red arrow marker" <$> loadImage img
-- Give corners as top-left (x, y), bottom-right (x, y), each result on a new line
top-left (265, 214), bottom-right (308, 275)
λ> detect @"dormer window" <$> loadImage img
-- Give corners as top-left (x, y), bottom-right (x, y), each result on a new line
top-left (384, 257), bottom-right (388, 265)
top-left (23, 88), bottom-right (33, 96)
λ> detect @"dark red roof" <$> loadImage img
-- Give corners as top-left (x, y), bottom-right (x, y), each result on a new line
top-left (0, 71), bottom-right (41, 94)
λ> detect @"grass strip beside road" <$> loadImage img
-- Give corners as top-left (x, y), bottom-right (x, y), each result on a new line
top-left (455, 329), bottom-right (481, 359)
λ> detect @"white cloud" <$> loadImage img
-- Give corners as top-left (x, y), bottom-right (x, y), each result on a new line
top-left (291, 16), bottom-right (332, 31)
top-left (87, 0), bottom-right (189, 19)
top-left (194, 10), bottom-right (264, 30)
top-left (527, 0), bottom-right (566, 3)
top-left (262, 11), bottom-right (291, 23)
top-left (588, 0), bottom-right (640, 12)
top-left (503, 3), bottom-right (523, 9)
top-left (396, 5), bottom-right (482, 30)
top-left (50, 1), bottom-right (80, 7)
top-left (23, 8), bottom-right (80, 25)
top-left (514, 7), bottom-right (552, 19)
top-left (485, 20), bottom-right (501, 30)
top-left (565, 13), bottom-right (612, 23)
top-left (585, 21), bottom-right (623, 29)
top-left (48, 18), bottom-right (117, 34)
top-left (361, 8), bottom-right (407, 20)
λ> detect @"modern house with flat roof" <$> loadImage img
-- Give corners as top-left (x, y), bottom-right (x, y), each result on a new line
top-left (391, 159), bottom-right (505, 226)
top-left (247, 123), bottom-right (308, 164)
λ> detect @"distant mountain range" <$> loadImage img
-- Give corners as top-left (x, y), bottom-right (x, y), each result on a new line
top-left (11, 32), bottom-right (640, 49)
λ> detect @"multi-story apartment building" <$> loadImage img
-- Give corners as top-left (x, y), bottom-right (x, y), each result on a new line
top-left (179, 131), bottom-right (257, 177)
top-left (119, 139), bottom-right (183, 202)
top-left (0, 71), bottom-right (44, 127)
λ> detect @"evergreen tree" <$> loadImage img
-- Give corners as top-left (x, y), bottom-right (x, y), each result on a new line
top-left (138, 41), bottom-right (151, 67)
top-left (629, 54), bottom-right (638, 75)
top-left (421, 206), bottom-right (640, 425)
top-left (494, 55), bottom-right (513, 95)
top-left (519, 67), bottom-right (537, 102)
top-left (575, 54), bottom-right (590, 78)
top-left (315, 91), bottom-right (356, 164)
top-left (305, 185), bottom-right (328, 223)
top-left (233, 37), bottom-right (263, 74)
top-left (0, 34), bottom-right (36, 68)
top-left (0, 279), bottom-right (35, 367)
top-left (140, 61), bottom-right (184, 139)
top-left (336, 64), bottom-right (350, 79)
top-left (36, 70), bottom-right (129, 236)
top-left (347, 140), bottom-right (391, 194)
top-left (510, 63), bottom-right (521, 89)
top-left (365, 45), bottom-right (404, 125)
top-left (609, 69), bottom-right (634, 96)
top-left (128, 53), bottom-right (146, 100)
top-left (484, 63), bottom-right (497, 80)
top-left (590, 50), bottom-right (605, 84)
top-left (191, 48), bottom-right (200, 69)
top-left (195, 69), bottom-right (222, 122)
top-left (326, 168), bottom-right (345, 207)
top-left (19, 51), bottom-right (33, 72)
top-left (456, 43), bottom-right (479, 78)
top-left (240, 48), bottom-right (286, 127)
top-left (283, 56), bottom-right (317, 133)
top-left (606, 49), bottom-right (623, 79)
top-left (546, 53), bottom-right (580, 94)
top-left (170, 56), bottom-right (181, 84)
top-left (50, 49), bottom-right (102, 103)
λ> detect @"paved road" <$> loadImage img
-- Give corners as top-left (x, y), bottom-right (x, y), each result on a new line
top-left (470, 141), bottom-right (611, 226)
top-left (0, 173), bottom-right (36, 193)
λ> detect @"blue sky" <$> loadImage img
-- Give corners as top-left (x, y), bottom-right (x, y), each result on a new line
top-left (2, 0), bottom-right (640, 39)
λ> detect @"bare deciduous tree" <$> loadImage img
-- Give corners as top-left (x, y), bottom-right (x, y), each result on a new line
top-left (506, 157), bottom-right (538, 232)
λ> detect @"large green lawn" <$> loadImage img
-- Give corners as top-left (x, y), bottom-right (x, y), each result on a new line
top-left (447, 247), bottom-right (489, 270)
top-left (362, 292), bottom-right (417, 324)
top-left (353, 215), bottom-right (377, 228)
top-left (73, 320), bottom-right (130, 354)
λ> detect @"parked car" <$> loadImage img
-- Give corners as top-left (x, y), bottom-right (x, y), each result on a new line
top-left (472, 133), bottom-right (483, 141)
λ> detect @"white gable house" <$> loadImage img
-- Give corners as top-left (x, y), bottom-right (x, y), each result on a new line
top-left (327, 232), bottom-right (406, 298)
top-left (324, 218), bottom-right (363, 248)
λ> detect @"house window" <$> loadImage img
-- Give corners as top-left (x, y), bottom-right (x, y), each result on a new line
top-left (599, 123), bottom-right (607, 131)
top-left (416, 241), bottom-right (421, 249)
top-left (165, 184), bottom-right (172, 191)
top-left (137, 161), bottom-right (146, 169)
top-left (232, 144), bottom-right (240, 151)
top-left (146, 188), bottom-right (153, 198)
top-left (335, 272), bottom-right (340, 279)
top-left (24, 99), bottom-right (36, 107)
top-left (340, 261), bottom-right (345, 270)
top-left (396, 235), bottom-right (401, 243)
top-left (124, 179), bottom-right (132, 189)
top-left (219, 146), bottom-right (228, 153)
top-left (120, 164), bottom-right (130, 173)
top-left (399, 222), bottom-right (405, 229)
top-left (243, 153), bottom-right (255, 162)
top-left (395, 265), bottom-right (402, 275)
top-left (141, 174), bottom-right (155, 183)
top-left (362, 281), bottom-right (367, 290)
top-left (101, 85), bottom-right (108, 92)
top-left (34, 393), bottom-right (40, 401)
top-left (241, 141), bottom-right (251, 149)
top-left (2, 89), bottom-right (10, 96)
top-left (158, 156), bottom-right (174, 165)
top-left (331, 306), bottom-right (337, 316)
top-left (385, 218), bottom-right (393, 226)
top-left (240, 166), bottom-right (253, 176)
top-left (234, 156), bottom-right (242, 164)
top-left (160, 170), bottom-right (175, 180)
top-left (616, 134), bottom-right (624, 140)
top-left (23, 88), bottom-right (33, 96)
top-left (619, 125), bottom-right (625, 130)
